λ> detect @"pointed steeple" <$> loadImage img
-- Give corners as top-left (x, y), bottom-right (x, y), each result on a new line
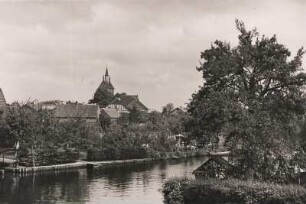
top-left (105, 66), bottom-right (109, 76)
top-left (98, 65), bottom-right (114, 95)
top-left (104, 66), bottom-right (111, 84)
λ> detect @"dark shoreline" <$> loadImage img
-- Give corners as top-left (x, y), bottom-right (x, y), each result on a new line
top-left (2, 150), bottom-right (207, 175)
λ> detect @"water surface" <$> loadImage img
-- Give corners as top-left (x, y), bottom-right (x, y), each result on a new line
top-left (0, 157), bottom-right (204, 204)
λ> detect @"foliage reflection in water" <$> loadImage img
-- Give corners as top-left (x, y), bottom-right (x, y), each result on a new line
top-left (0, 158), bottom-right (203, 204)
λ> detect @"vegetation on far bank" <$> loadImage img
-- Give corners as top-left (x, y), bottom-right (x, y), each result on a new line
top-left (0, 98), bottom-right (192, 166)
top-left (0, 101), bottom-right (99, 167)
top-left (88, 107), bottom-right (193, 161)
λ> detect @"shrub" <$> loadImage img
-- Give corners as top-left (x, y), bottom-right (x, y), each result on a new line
top-left (0, 163), bottom-right (10, 168)
top-left (162, 178), bottom-right (191, 204)
top-left (119, 147), bottom-right (148, 160)
top-left (87, 146), bottom-right (148, 161)
top-left (19, 148), bottom-right (79, 167)
top-left (163, 178), bottom-right (306, 204)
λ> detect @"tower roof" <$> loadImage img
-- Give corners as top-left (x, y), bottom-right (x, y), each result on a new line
top-left (0, 88), bottom-right (6, 112)
top-left (105, 67), bottom-right (109, 76)
top-left (100, 81), bottom-right (114, 90)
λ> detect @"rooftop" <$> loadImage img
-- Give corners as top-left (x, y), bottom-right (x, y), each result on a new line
top-left (54, 104), bottom-right (99, 119)
top-left (0, 88), bottom-right (6, 112)
top-left (101, 108), bottom-right (120, 119)
top-left (110, 94), bottom-right (148, 111)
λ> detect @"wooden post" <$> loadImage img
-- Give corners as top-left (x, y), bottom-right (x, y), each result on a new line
top-left (15, 148), bottom-right (18, 168)
top-left (15, 141), bottom-right (20, 168)
top-left (31, 145), bottom-right (35, 167)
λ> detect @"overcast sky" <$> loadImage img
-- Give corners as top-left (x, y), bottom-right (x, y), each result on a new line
top-left (0, 0), bottom-right (305, 110)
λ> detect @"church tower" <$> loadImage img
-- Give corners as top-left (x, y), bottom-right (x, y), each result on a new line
top-left (104, 67), bottom-right (111, 84)
top-left (100, 67), bottom-right (114, 95)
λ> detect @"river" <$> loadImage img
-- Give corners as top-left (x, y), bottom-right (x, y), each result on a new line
top-left (0, 157), bottom-right (204, 204)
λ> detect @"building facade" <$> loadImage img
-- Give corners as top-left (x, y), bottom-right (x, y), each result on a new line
top-left (39, 100), bottom-right (64, 110)
top-left (107, 94), bottom-right (148, 114)
top-left (0, 88), bottom-right (6, 117)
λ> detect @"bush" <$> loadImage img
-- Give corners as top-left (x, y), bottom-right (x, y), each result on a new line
top-left (163, 178), bottom-right (306, 204)
top-left (87, 147), bottom-right (120, 161)
top-left (0, 163), bottom-right (10, 168)
top-left (20, 148), bottom-right (79, 167)
top-left (87, 146), bottom-right (148, 161)
top-left (162, 178), bottom-right (191, 204)
top-left (119, 147), bottom-right (148, 160)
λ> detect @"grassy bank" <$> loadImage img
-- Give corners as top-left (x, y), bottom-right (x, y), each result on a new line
top-left (163, 178), bottom-right (306, 204)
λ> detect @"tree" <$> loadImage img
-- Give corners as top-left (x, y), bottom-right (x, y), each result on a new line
top-left (188, 20), bottom-right (306, 182)
top-left (0, 114), bottom-right (12, 148)
top-left (2, 101), bottom-right (98, 166)
top-left (163, 112), bottom-right (190, 135)
top-left (162, 103), bottom-right (175, 117)
top-left (129, 105), bottom-right (140, 123)
top-left (4, 101), bottom-right (51, 166)
top-left (89, 87), bottom-right (114, 108)
top-left (148, 111), bottom-right (163, 126)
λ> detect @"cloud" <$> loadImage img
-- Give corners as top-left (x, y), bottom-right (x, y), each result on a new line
top-left (0, 0), bottom-right (305, 110)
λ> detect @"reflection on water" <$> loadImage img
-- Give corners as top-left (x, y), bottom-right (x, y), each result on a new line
top-left (0, 157), bottom-right (204, 204)
top-left (0, 170), bottom-right (90, 204)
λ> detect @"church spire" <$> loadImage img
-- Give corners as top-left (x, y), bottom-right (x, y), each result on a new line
top-left (97, 65), bottom-right (114, 96)
top-left (104, 66), bottom-right (111, 84)
top-left (105, 65), bottom-right (109, 76)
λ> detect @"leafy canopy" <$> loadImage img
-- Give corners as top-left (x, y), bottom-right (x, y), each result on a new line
top-left (188, 20), bottom-right (306, 182)
top-left (89, 87), bottom-right (114, 108)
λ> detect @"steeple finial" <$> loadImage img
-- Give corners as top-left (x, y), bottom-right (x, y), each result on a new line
top-left (105, 65), bottom-right (109, 76)
top-left (104, 65), bottom-right (111, 84)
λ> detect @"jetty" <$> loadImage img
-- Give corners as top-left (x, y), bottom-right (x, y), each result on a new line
top-left (2, 158), bottom-right (156, 175)
top-left (87, 158), bottom-right (154, 169)
top-left (4, 161), bottom-right (88, 174)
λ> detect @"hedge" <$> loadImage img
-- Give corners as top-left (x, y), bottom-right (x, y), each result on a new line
top-left (163, 178), bottom-right (306, 204)
top-left (87, 148), bottom-right (206, 161)
top-left (19, 148), bottom-right (79, 167)
top-left (87, 146), bottom-right (148, 161)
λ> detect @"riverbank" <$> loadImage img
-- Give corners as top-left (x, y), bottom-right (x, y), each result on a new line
top-left (2, 150), bottom-right (207, 175)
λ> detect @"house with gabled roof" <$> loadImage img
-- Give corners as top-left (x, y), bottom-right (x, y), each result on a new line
top-left (54, 103), bottom-right (100, 126)
top-left (100, 108), bottom-right (121, 122)
top-left (193, 151), bottom-right (233, 179)
top-left (107, 94), bottom-right (148, 114)
top-left (0, 88), bottom-right (7, 117)
top-left (170, 107), bottom-right (186, 116)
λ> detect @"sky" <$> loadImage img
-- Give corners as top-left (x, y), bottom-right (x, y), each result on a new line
top-left (0, 0), bottom-right (305, 111)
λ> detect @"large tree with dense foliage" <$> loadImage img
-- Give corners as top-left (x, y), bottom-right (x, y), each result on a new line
top-left (188, 20), bottom-right (306, 182)
top-left (89, 87), bottom-right (114, 108)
